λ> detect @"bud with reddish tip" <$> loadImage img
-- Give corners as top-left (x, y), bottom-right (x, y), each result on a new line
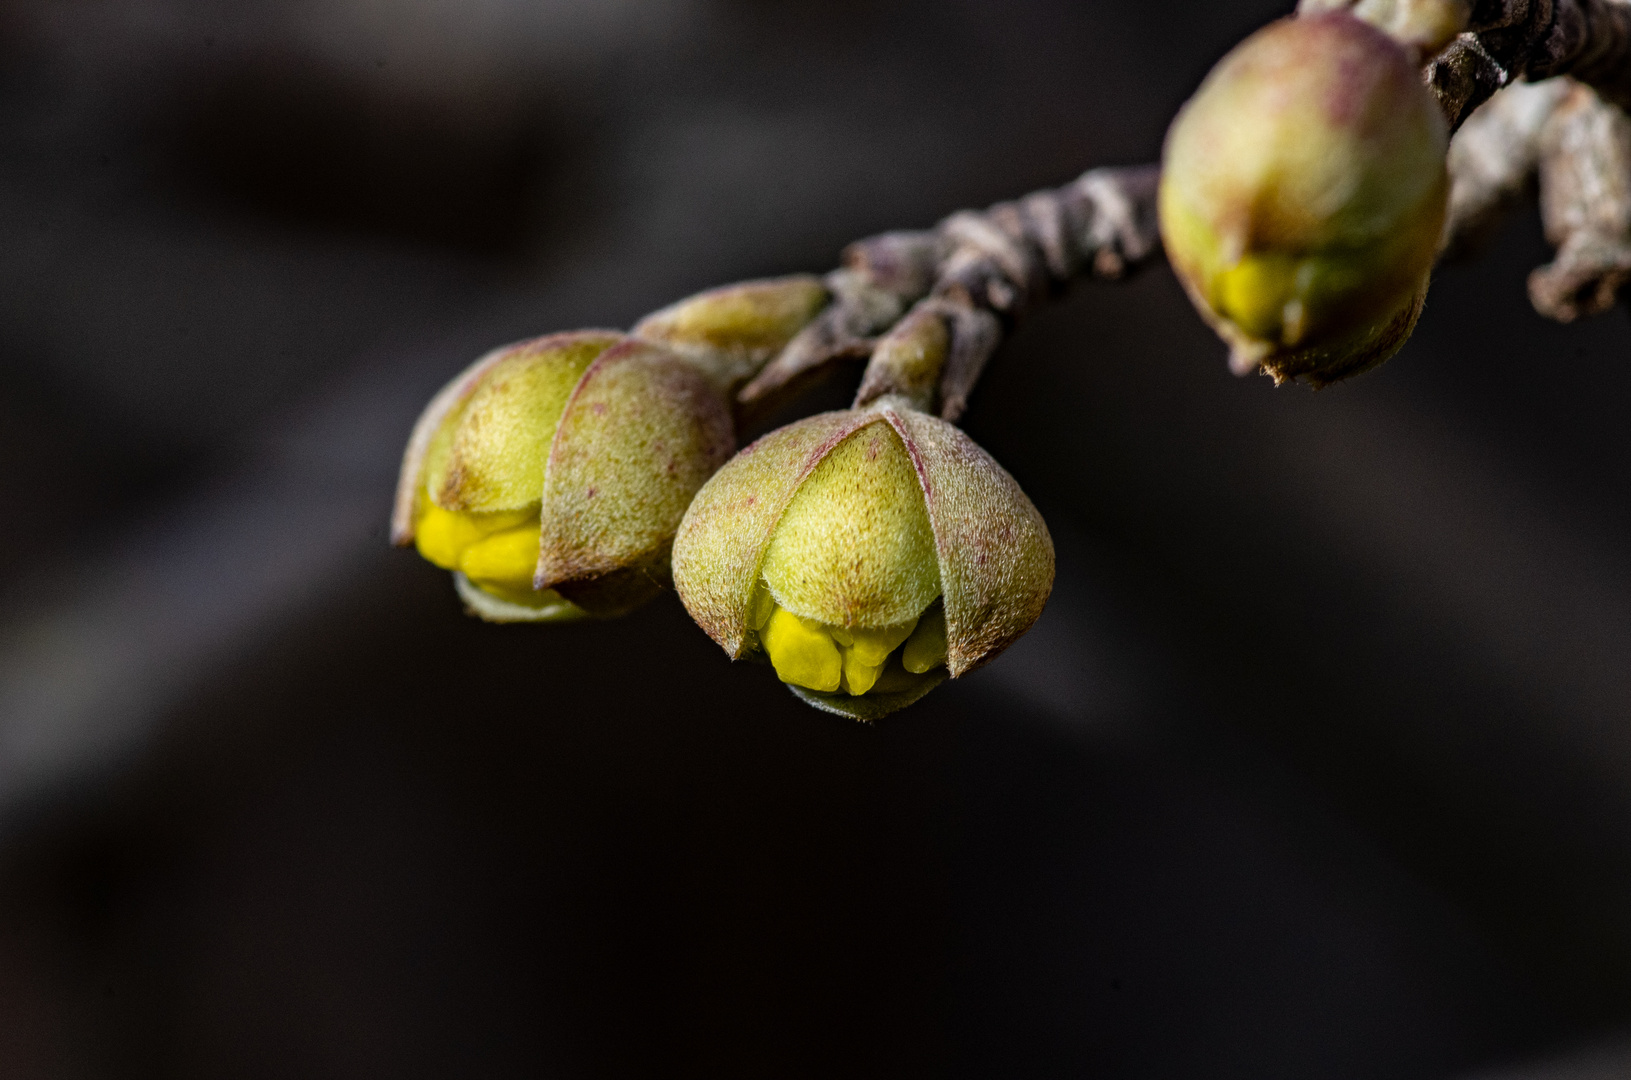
top-left (672, 401), bottom-right (1054, 720)
top-left (392, 276), bottom-right (830, 620)
top-left (1159, 13), bottom-right (1449, 385)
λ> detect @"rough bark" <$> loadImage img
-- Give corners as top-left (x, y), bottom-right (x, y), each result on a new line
top-left (739, 165), bottom-right (1161, 420)
top-left (1307, 0), bottom-right (1631, 127)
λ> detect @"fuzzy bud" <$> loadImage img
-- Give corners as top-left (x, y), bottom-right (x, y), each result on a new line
top-left (392, 331), bottom-right (734, 620)
top-left (672, 405), bottom-right (1054, 720)
top-left (1160, 13), bottom-right (1449, 385)
top-left (631, 275), bottom-right (830, 389)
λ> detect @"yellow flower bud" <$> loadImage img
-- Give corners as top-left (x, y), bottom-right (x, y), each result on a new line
top-left (392, 330), bottom-right (734, 620)
top-left (1159, 13), bottom-right (1448, 384)
top-left (672, 404), bottom-right (1053, 720)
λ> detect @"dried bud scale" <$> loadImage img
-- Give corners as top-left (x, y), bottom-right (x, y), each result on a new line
top-left (1529, 80), bottom-right (1631, 320)
top-left (735, 165), bottom-right (1164, 418)
top-left (1444, 78), bottom-right (1575, 256)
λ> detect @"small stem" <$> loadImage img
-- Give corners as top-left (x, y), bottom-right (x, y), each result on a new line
top-left (853, 304), bottom-right (949, 414)
top-left (740, 165), bottom-right (1162, 422)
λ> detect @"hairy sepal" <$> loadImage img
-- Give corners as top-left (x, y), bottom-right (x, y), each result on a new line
top-left (883, 408), bottom-right (1054, 677)
top-left (536, 338), bottom-right (736, 593)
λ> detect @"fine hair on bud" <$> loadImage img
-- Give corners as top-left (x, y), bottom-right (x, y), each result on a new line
top-left (393, 331), bottom-right (734, 621)
top-left (672, 404), bottom-right (1053, 720)
top-left (1159, 11), bottom-right (1449, 385)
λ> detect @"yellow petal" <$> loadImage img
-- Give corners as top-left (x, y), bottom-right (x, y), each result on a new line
top-left (750, 582), bottom-right (777, 631)
top-left (460, 524), bottom-right (543, 589)
top-left (902, 607), bottom-right (948, 673)
top-left (841, 650), bottom-right (884, 696)
top-left (416, 502), bottom-right (482, 569)
top-left (760, 608), bottom-right (841, 692)
top-left (846, 620), bottom-right (917, 667)
top-left (415, 501), bottom-right (537, 570)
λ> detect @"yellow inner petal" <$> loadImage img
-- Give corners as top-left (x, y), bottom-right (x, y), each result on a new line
top-left (841, 651), bottom-right (884, 695)
top-left (416, 502), bottom-right (531, 568)
top-left (415, 498), bottom-right (564, 600)
top-left (460, 525), bottom-right (544, 590)
top-left (753, 580), bottom-right (944, 697)
top-left (760, 608), bottom-right (842, 693)
top-left (847, 622), bottom-right (915, 667)
top-left (902, 607), bottom-right (948, 673)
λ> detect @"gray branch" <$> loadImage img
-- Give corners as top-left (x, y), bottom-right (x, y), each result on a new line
top-left (1304, 0), bottom-right (1631, 129)
top-left (1434, 0), bottom-right (1631, 128)
top-left (1447, 77), bottom-right (1631, 320)
top-left (742, 0), bottom-right (1631, 414)
top-left (738, 165), bottom-right (1161, 421)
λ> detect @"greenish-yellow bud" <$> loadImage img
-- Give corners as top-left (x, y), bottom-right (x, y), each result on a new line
top-left (672, 405), bottom-right (1054, 720)
top-left (392, 331), bottom-right (735, 620)
top-left (632, 275), bottom-right (830, 389)
top-left (1159, 12), bottom-right (1448, 385)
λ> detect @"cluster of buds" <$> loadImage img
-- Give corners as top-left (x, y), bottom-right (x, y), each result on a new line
top-left (392, 0), bottom-right (1631, 718)
top-left (393, 256), bottom-right (1053, 718)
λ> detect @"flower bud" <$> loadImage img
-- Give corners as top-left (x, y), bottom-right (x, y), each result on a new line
top-left (1159, 13), bottom-right (1448, 385)
top-left (632, 275), bottom-right (830, 389)
top-left (392, 330), bottom-right (734, 620)
top-left (672, 404), bottom-right (1054, 720)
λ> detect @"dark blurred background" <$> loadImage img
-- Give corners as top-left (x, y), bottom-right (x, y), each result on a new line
top-left (0, 0), bottom-right (1629, 1076)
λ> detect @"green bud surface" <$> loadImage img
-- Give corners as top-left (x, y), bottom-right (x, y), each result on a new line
top-left (1159, 12), bottom-right (1448, 384)
top-left (632, 275), bottom-right (829, 388)
top-left (760, 420), bottom-right (941, 629)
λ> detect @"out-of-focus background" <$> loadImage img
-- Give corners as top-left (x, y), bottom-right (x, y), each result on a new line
top-left (1, 0), bottom-right (1629, 1076)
